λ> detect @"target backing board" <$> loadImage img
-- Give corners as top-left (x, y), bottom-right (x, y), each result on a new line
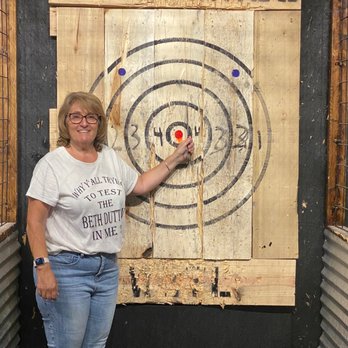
top-left (49, 3), bottom-right (300, 305)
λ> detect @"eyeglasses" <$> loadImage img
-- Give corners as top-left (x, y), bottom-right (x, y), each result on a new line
top-left (67, 113), bottom-right (100, 124)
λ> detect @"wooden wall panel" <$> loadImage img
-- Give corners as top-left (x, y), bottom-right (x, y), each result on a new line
top-left (252, 11), bottom-right (300, 258)
top-left (56, 7), bottom-right (105, 106)
top-left (202, 10), bottom-right (253, 260)
top-left (49, 0), bottom-right (301, 10)
top-left (326, 1), bottom-right (345, 225)
top-left (98, 10), bottom-right (259, 260)
top-left (7, 0), bottom-right (17, 222)
top-left (147, 9), bottom-right (203, 259)
top-left (104, 10), bottom-right (156, 258)
top-left (118, 258), bottom-right (296, 306)
top-left (49, 109), bottom-right (58, 151)
top-left (50, 6), bottom-right (300, 305)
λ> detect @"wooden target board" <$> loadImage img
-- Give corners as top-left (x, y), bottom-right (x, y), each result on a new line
top-left (49, 1), bottom-right (300, 306)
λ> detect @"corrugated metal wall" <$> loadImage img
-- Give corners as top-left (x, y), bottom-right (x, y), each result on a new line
top-left (0, 228), bottom-right (21, 348)
top-left (320, 228), bottom-right (348, 347)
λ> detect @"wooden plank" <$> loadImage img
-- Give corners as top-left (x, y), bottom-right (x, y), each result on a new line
top-left (326, 0), bottom-right (345, 225)
top-left (7, 0), bottom-right (17, 223)
top-left (0, 2), bottom-right (9, 223)
top-left (49, 0), bottom-right (301, 10)
top-left (202, 10), bottom-right (253, 260)
top-left (49, 109), bottom-right (58, 151)
top-left (252, 11), bottom-right (300, 258)
top-left (149, 9), bottom-right (205, 259)
top-left (104, 9), bottom-right (156, 258)
top-left (118, 258), bottom-right (296, 305)
top-left (56, 7), bottom-right (105, 109)
top-left (49, 7), bottom-right (57, 37)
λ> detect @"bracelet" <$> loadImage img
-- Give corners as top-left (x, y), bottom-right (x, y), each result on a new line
top-left (164, 160), bottom-right (171, 172)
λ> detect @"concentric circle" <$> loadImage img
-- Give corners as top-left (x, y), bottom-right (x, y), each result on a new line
top-left (90, 37), bottom-right (271, 229)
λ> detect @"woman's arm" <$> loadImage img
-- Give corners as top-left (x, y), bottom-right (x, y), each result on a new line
top-left (131, 136), bottom-right (194, 195)
top-left (26, 197), bottom-right (58, 300)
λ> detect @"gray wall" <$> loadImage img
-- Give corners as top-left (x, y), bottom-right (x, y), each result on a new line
top-left (17, 0), bottom-right (330, 347)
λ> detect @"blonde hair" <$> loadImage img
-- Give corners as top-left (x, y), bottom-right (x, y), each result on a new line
top-left (57, 91), bottom-right (107, 152)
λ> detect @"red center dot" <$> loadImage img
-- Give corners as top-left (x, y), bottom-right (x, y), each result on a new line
top-left (175, 130), bottom-right (183, 140)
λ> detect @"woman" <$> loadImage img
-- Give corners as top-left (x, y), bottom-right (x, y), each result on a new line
top-left (26, 91), bottom-right (194, 347)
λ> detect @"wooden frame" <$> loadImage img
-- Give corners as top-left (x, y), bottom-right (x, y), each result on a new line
top-left (0, 0), bottom-right (17, 235)
top-left (48, 0), bottom-right (301, 10)
top-left (327, 0), bottom-right (347, 226)
top-left (48, 3), bottom-right (300, 306)
top-left (7, 0), bottom-right (17, 223)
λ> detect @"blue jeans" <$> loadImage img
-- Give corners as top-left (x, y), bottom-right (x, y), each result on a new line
top-left (34, 252), bottom-right (119, 348)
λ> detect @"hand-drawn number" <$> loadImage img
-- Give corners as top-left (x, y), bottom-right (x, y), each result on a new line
top-left (194, 126), bottom-right (200, 136)
top-left (130, 124), bottom-right (140, 150)
top-left (110, 125), bottom-right (122, 151)
top-left (233, 124), bottom-right (249, 152)
top-left (153, 127), bottom-right (164, 146)
top-left (210, 126), bottom-right (229, 155)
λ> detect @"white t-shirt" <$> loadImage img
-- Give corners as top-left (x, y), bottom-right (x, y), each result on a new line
top-left (26, 145), bottom-right (138, 254)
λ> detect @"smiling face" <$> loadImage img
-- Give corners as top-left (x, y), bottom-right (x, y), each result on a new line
top-left (66, 102), bottom-right (99, 151)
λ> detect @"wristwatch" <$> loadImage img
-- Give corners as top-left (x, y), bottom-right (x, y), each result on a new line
top-left (33, 257), bottom-right (50, 268)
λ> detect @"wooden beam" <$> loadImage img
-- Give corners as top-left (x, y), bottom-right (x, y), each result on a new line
top-left (7, 0), bottom-right (17, 223)
top-left (55, 7), bottom-right (105, 107)
top-left (327, 0), bottom-right (345, 225)
top-left (50, 7), bottom-right (57, 37)
top-left (252, 11), bottom-right (300, 258)
top-left (49, 109), bottom-right (58, 151)
top-left (48, 0), bottom-right (301, 10)
top-left (118, 258), bottom-right (296, 306)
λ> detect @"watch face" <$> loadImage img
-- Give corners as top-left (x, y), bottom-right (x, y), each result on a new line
top-left (35, 257), bottom-right (45, 266)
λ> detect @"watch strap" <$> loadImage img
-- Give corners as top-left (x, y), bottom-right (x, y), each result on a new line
top-left (33, 257), bottom-right (50, 268)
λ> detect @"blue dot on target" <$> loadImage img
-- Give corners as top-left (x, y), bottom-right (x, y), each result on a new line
top-left (118, 67), bottom-right (126, 76)
top-left (232, 69), bottom-right (240, 78)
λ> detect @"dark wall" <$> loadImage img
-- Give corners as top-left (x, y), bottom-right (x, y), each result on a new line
top-left (17, 1), bottom-right (330, 347)
top-left (17, 1), bottom-right (56, 345)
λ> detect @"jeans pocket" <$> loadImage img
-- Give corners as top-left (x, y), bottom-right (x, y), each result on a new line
top-left (50, 252), bottom-right (81, 267)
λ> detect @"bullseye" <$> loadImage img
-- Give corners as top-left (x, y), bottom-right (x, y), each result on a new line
top-left (175, 130), bottom-right (183, 142)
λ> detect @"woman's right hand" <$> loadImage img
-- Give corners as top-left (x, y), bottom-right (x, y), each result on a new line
top-left (36, 265), bottom-right (59, 300)
top-left (27, 198), bottom-right (58, 299)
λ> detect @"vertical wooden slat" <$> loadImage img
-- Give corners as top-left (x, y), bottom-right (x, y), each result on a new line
top-left (56, 7), bottom-right (105, 108)
top-left (150, 9), bottom-right (203, 259)
top-left (7, 0), bottom-right (17, 222)
top-left (104, 9), bottom-right (156, 258)
top-left (49, 109), bottom-right (58, 151)
top-left (202, 10), bottom-right (254, 260)
top-left (252, 11), bottom-right (300, 259)
top-left (0, 1), bottom-right (8, 224)
top-left (49, 7), bottom-right (57, 37)
top-left (327, 0), bottom-right (345, 225)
